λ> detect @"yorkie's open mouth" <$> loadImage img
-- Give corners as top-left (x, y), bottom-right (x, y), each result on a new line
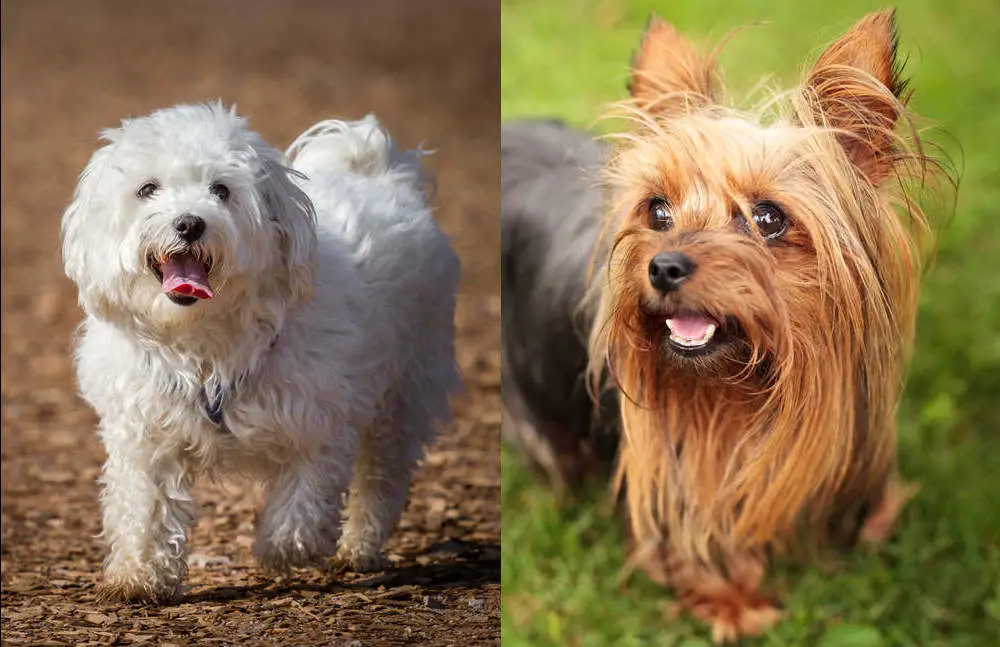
top-left (148, 250), bottom-right (215, 307)
top-left (641, 306), bottom-right (732, 358)
top-left (665, 313), bottom-right (720, 353)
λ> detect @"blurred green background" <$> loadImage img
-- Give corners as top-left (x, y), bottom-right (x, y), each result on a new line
top-left (501, 1), bottom-right (1000, 645)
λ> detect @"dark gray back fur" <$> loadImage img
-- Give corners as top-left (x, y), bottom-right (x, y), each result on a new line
top-left (501, 120), bottom-right (619, 476)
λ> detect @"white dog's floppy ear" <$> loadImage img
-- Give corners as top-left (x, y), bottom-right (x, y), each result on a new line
top-left (255, 150), bottom-right (318, 303)
top-left (61, 142), bottom-right (119, 315)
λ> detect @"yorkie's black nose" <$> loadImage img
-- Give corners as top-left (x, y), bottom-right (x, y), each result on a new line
top-left (648, 252), bottom-right (696, 293)
top-left (173, 215), bottom-right (205, 243)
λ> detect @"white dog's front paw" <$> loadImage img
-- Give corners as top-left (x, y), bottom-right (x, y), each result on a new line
top-left (253, 528), bottom-right (336, 574)
top-left (334, 538), bottom-right (388, 573)
top-left (255, 542), bottom-right (327, 574)
top-left (97, 566), bottom-right (183, 605)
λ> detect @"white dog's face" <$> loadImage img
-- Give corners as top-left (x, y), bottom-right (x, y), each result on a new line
top-left (62, 103), bottom-right (316, 330)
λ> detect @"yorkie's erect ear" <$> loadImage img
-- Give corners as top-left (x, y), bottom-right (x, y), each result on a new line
top-left (806, 8), bottom-right (909, 184)
top-left (629, 15), bottom-right (718, 113)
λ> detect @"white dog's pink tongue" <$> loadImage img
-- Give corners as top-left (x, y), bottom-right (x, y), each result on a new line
top-left (666, 315), bottom-right (718, 347)
top-left (160, 254), bottom-right (213, 300)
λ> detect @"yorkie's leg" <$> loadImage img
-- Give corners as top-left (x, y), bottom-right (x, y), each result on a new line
top-left (254, 440), bottom-right (354, 573)
top-left (502, 383), bottom-right (604, 491)
top-left (97, 426), bottom-right (196, 604)
top-left (860, 474), bottom-right (918, 543)
top-left (636, 541), bottom-right (782, 644)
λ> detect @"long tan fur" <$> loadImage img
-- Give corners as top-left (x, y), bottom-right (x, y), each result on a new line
top-left (586, 9), bottom-right (940, 641)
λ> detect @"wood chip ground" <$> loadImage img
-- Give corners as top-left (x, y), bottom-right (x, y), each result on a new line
top-left (2, 2), bottom-right (500, 645)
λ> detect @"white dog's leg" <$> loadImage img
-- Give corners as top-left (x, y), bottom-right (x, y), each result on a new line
top-left (336, 394), bottom-right (432, 572)
top-left (253, 441), bottom-right (354, 573)
top-left (97, 428), bottom-right (195, 603)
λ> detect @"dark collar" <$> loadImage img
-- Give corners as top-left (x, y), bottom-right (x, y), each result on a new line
top-left (200, 382), bottom-right (229, 430)
top-left (197, 335), bottom-right (279, 433)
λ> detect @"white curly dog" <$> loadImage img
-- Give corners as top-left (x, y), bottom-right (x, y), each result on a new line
top-left (61, 102), bottom-right (461, 603)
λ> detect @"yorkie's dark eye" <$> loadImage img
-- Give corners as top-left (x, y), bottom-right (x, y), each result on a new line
top-left (647, 197), bottom-right (673, 232)
top-left (209, 183), bottom-right (230, 202)
top-left (136, 182), bottom-right (159, 200)
top-left (751, 201), bottom-right (788, 240)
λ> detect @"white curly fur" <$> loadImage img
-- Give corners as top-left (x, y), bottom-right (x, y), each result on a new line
top-left (61, 102), bottom-right (461, 602)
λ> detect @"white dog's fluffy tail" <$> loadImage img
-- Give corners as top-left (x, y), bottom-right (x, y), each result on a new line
top-left (286, 112), bottom-right (460, 450)
top-left (286, 114), bottom-right (430, 188)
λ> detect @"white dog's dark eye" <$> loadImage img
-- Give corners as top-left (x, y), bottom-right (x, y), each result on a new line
top-left (136, 182), bottom-right (159, 200)
top-left (647, 197), bottom-right (673, 232)
top-left (209, 183), bottom-right (230, 202)
top-left (751, 201), bottom-right (788, 240)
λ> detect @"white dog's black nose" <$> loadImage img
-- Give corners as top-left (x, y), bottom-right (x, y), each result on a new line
top-left (648, 252), bottom-right (696, 293)
top-left (173, 215), bottom-right (205, 243)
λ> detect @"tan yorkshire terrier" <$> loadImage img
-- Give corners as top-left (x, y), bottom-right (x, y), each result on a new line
top-left (502, 9), bottom-right (943, 642)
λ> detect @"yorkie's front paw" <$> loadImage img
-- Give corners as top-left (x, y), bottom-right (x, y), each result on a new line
top-left (672, 594), bottom-right (783, 644)
top-left (667, 561), bottom-right (782, 644)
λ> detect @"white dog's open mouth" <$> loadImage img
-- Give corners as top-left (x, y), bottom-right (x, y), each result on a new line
top-left (150, 251), bottom-right (214, 305)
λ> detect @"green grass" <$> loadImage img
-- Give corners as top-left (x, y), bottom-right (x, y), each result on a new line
top-left (501, 1), bottom-right (1000, 644)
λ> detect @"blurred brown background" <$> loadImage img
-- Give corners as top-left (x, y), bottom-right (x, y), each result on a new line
top-left (1, 1), bottom-right (500, 644)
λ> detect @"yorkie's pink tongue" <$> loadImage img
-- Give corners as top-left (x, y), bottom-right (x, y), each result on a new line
top-left (666, 315), bottom-right (717, 342)
top-left (160, 253), bottom-right (213, 300)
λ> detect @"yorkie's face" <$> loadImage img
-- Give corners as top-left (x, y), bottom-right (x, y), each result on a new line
top-left (608, 117), bottom-right (817, 377)
top-left (597, 13), bottom-right (928, 390)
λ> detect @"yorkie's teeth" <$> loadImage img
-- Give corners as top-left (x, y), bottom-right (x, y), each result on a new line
top-left (665, 321), bottom-right (717, 348)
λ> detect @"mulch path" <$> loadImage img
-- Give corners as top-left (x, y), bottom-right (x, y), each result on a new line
top-left (1, 2), bottom-right (499, 645)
